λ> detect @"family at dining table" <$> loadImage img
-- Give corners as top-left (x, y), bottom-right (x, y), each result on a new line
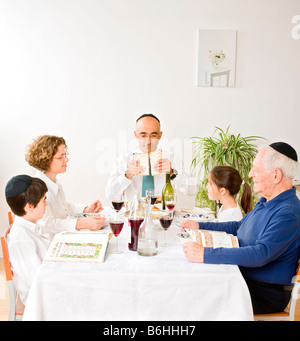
top-left (4, 112), bottom-right (300, 316)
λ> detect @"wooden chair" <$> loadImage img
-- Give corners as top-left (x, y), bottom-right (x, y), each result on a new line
top-left (254, 262), bottom-right (300, 321)
top-left (0, 212), bottom-right (24, 321)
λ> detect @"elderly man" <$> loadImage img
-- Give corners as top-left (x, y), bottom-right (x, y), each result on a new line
top-left (106, 114), bottom-right (177, 201)
top-left (181, 142), bottom-right (300, 314)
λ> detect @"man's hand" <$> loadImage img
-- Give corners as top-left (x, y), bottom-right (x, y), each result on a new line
top-left (180, 220), bottom-right (199, 232)
top-left (183, 242), bottom-right (204, 263)
top-left (152, 158), bottom-right (171, 174)
top-left (125, 160), bottom-right (145, 180)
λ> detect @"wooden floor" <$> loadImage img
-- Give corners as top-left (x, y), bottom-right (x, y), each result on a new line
top-left (1, 258), bottom-right (300, 321)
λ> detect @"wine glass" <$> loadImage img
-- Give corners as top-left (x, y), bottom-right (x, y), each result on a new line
top-left (145, 189), bottom-right (158, 206)
top-left (159, 212), bottom-right (173, 247)
top-left (109, 217), bottom-right (124, 254)
top-left (111, 193), bottom-right (124, 214)
top-left (165, 193), bottom-right (176, 214)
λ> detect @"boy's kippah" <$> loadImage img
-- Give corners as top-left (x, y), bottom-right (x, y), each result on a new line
top-left (269, 142), bottom-right (298, 162)
top-left (5, 175), bottom-right (33, 198)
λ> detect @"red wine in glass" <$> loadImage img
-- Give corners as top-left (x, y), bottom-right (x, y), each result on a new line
top-left (128, 217), bottom-right (144, 251)
top-left (159, 216), bottom-right (173, 230)
top-left (112, 201), bottom-right (124, 212)
top-left (150, 196), bottom-right (157, 205)
top-left (166, 203), bottom-right (175, 211)
top-left (109, 221), bottom-right (124, 236)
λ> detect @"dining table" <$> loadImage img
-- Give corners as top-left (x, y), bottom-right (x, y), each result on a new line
top-left (22, 209), bottom-right (254, 321)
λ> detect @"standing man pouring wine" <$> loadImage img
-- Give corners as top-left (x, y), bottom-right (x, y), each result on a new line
top-left (106, 114), bottom-right (178, 202)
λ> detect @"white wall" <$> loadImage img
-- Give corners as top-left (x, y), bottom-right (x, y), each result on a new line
top-left (1, 0), bottom-right (300, 243)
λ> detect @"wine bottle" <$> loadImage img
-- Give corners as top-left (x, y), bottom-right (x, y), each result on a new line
top-left (162, 171), bottom-right (174, 210)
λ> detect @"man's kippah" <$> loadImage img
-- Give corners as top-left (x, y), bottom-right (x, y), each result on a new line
top-left (136, 113), bottom-right (160, 123)
top-left (5, 175), bottom-right (33, 198)
top-left (269, 142), bottom-right (298, 162)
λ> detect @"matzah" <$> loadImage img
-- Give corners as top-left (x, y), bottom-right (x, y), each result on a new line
top-left (132, 149), bottom-right (162, 176)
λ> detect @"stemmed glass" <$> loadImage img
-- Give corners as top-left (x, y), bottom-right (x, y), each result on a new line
top-left (159, 211), bottom-right (173, 247)
top-left (111, 193), bottom-right (124, 215)
top-left (109, 217), bottom-right (124, 254)
top-left (165, 193), bottom-right (176, 213)
top-left (145, 189), bottom-right (158, 206)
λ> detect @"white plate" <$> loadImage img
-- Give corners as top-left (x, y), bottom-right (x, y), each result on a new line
top-left (176, 232), bottom-right (192, 244)
top-left (178, 213), bottom-right (216, 223)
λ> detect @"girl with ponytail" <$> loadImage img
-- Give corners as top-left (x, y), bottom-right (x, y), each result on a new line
top-left (207, 165), bottom-right (253, 222)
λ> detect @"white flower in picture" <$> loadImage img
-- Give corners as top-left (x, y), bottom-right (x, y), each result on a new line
top-left (208, 49), bottom-right (226, 68)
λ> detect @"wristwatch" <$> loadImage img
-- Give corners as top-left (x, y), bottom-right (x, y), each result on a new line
top-left (170, 169), bottom-right (178, 180)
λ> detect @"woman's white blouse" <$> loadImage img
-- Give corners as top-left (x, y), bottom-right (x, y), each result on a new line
top-left (35, 170), bottom-right (86, 239)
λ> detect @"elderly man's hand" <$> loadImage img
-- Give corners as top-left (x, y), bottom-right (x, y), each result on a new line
top-left (180, 220), bottom-right (199, 232)
top-left (183, 242), bottom-right (204, 263)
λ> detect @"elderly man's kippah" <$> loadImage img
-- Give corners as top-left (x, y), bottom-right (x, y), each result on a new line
top-left (5, 175), bottom-right (33, 198)
top-left (136, 113), bottom-right (160, 123)
top-left (269, 142), bottom-right (298, 162)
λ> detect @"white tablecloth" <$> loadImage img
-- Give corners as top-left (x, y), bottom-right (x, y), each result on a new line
top-left (23, 219), bottom-right (253, 321)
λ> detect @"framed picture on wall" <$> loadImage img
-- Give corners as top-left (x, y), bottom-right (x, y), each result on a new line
top-left (197, 29), bottom-right (237, 88)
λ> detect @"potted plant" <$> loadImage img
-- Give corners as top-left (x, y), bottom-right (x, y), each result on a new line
top-left (191, 125), bottom-right (266, 212)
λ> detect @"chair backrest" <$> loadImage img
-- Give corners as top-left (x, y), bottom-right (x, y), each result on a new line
top-left (1, 212), bottom-right (14, 280)
top-left (1, 233), bottom-right (13, 281)
top-left (254, 259), bottom-right (300, 321)
top-left (295, 260), bottom-right (300, 282)
top-left (1, 213), bottom-right (24, 320)
top-left (8, 211), bottom-right (13, 225)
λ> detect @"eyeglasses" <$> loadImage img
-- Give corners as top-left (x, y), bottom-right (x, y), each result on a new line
top-left (53, 153), bottom-right (69, 160)
top-left (137, 133), bottom-right (160, 140)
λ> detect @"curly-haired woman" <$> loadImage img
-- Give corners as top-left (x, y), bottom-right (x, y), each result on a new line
top-left (25, 135), bottom-right (105, 239)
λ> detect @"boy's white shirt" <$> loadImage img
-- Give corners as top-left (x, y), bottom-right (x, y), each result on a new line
top-left (35, 170), bottom-right (86, 240)
top-left (7, 216), bottom-right (50, 304)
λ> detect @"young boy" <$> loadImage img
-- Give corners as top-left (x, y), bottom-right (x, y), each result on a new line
top-left (5, 174), bottom-right (50, 305)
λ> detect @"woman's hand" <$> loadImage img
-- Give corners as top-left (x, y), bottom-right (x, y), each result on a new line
top-left (76, 216), bottom-right (106, 231)
top-left (84, 200), bottom-right (103, 213)
top-left (180, 220), bottom-right (199, 232)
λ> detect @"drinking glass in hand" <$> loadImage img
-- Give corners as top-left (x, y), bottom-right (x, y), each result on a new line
top-left (109, 217), bottom-right (124, 254)
top-left (159, 212), bottom-right (173, 247)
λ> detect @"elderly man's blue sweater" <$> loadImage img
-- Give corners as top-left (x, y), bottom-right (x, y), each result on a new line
top-left (201, 187), bottom-right (300, 285)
